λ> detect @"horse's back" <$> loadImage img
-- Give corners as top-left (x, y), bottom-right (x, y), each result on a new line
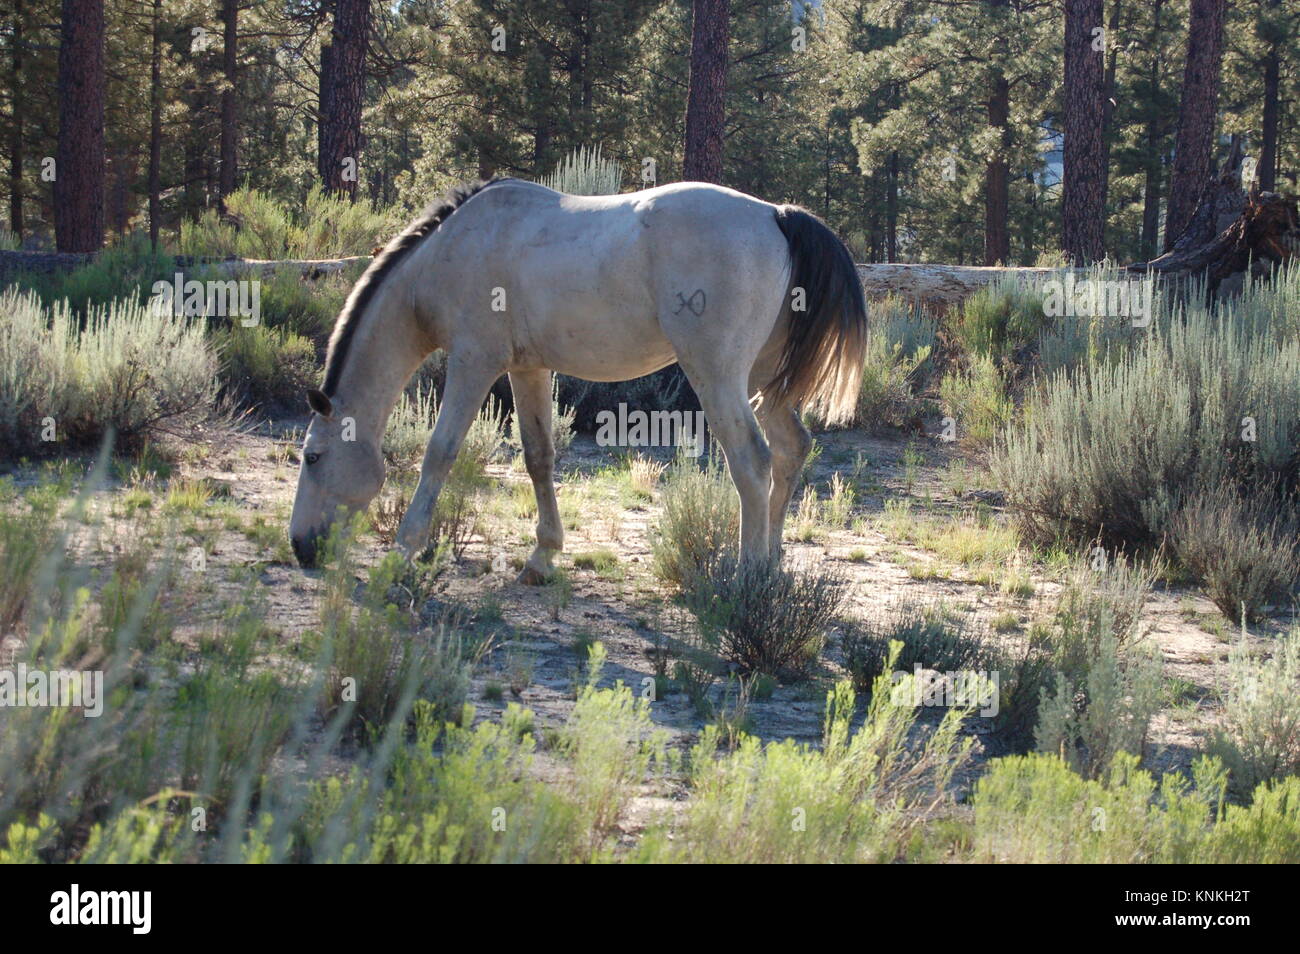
top-left (428, 179), bottom-right (791, 380)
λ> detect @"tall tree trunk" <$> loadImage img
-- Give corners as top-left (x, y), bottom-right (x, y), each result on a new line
top-left (317, 0), bottom-right (370, 198)
top-left (218, 0), bottom-right (238, 211)
top-left (148, 0), bottom-right (161, 249)
top-left (54, 0), bottom-right (105, 253)
top-left (886, 150), bottom-right (898, 263)
top-left (1164, 0), bottom-right (1226, 251)
top-left (1139, 0), bottom-right (1165, 258)
top-left (1099, 0), bottom-right (1121, 213)
top-left (984, 72), bottom-right (1010, 265)
top-left (8, 0), bottom-right (23, 238)
top-left (1257, 0), bottom-right (1281, 192)
top-left (1062, 0), bottom-right (1107, 264)
top-left (682, 0), bottom-right (729, 183)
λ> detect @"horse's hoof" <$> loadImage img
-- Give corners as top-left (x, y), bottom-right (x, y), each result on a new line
top-left (516, 566), bottom-right (548, 586)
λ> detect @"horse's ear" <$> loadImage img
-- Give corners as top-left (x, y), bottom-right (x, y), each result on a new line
top-left (306, 389), bottom-right (333, 418)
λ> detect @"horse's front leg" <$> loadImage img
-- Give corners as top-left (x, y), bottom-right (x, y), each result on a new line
top-left (395, 358), bottom-right (499, 559)
top-left (508, 369), bottom-right (564, 584)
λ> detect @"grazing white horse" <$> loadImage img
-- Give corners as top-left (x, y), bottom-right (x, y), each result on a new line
top-left (290, 178), bottom-right (866, 580)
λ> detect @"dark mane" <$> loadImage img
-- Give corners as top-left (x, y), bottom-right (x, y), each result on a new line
top-left (321, 177), bottom-right (512, 397)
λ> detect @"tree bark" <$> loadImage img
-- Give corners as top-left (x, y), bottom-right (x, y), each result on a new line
top-left (1138, 0), bottom-right (1165, 259)
top-left (1062, 0), bottom-right (1107, 264)
top-left (148, 0), bottom-right (161, 249)
top-left (218, 0), bottom-right (238, 211)
top-left (1164, 0), bottom-right (1226, 251)
top-left (9, 0), bottom-right (23, 239)
top-left (682, 0), bottom-right (729, 184)
top-left (54, 0), bottom-right (105, 253)
top-left (886, 150), bottom-right (899, 263)
top-left (1257, 0), bottom-right (1280, 192)
top-left (317, 0), bottom-right (370, 198)
top-left (984, 71), bottom-right (1010, 265)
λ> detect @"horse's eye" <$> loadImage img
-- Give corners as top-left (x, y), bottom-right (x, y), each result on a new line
top-left (305, 452), bottom-right (320, 466)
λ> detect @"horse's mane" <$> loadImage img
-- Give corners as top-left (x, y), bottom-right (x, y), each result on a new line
top-left (321, 177), bottom-right (512, 397)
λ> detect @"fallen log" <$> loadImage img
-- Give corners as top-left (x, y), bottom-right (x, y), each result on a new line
top-left (0, 251), bottom-right (371, 284)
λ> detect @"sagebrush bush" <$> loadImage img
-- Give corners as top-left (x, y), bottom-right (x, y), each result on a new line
top-left (1170, 485), bottom-right (1299, 622)
top-left (650, 453), bottom-right (738, 587)
top-left (683, 556), bottom-right (846, 678)
top-left (841, 600), bottom-right (988, 691)
top-left (319, 548), bottom-right (473, 733)
top-left (537, 144), bottom-right (622, 195)
top-left (992, 272), bottom-right (1300, 551)
top-left (1050, 553), bottom-right (1155, 681)
top-left (854, 295), bottom-right (935, 430)
top-left (1206, 628), bottom-right (1300, 800)
top-left (0, 288), bottom-right (218, 456)
top-left (1035, 627), bottom-right (1163, 779)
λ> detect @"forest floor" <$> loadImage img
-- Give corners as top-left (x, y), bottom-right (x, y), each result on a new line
top-left (13, 416), bottom-right (1290, 811)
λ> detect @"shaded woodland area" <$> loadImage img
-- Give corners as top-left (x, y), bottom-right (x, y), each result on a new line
top-left (0, 0), bottom-right (1296, 269)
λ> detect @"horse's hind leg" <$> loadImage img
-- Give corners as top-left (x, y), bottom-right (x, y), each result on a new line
top-left (757, 402), bottom-right (812, 563)
top-left (509, 369), bottom-right (563, 584)
top-left (395, 356), bottom-right (499, 559)
top-left (683, 370), bottom-right (773, 567)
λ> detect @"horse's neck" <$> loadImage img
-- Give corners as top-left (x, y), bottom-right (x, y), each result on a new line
top-left (333, 282), bottom-right (431, 445)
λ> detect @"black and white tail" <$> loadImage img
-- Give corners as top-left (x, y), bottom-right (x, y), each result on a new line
top-left (767, 205), bottom-right (868, 425)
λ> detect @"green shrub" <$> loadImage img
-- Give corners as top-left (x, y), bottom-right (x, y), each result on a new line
top-left (974, 751), bottom-right (1300, 863)
top-left (650, 453), bottom-right (738, 587)
top-left (1049, 553), bottom-right (1155, 682)
top-left (950, 274), bottom-right (1046, 364)
top-left (319, 548), bottom-right (473, 734)
top-left (256, 268), bottom-right (352, 340)
top-left (179, 185), bottom-right (398, 259)
top-left (0, 288), bottom-right (218, 456)
top-left (14, 237), bottom-right (175, 313)
top-left (1206, 628), bottom-right (1300, 800)
top-left (217, 324), bottom-right (318, 414)
top-left (939, 354), bottom-right (1012, 445)
top-left (653, 661), bottom-right (976, 863)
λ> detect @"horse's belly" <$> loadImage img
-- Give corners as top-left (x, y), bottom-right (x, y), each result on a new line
top-left (528, 308), bottom-right (676, 382)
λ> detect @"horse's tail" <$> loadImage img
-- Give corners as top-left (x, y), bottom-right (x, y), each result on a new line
top-left (767, 205), bottom-right (867, 426)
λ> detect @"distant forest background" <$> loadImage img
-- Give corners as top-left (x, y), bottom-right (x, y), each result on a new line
top-left (1, 0), bottom-right (1296, 266)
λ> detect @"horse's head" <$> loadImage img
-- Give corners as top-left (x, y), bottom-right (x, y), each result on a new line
top-left (289, 388), bottom-right (386, 567)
